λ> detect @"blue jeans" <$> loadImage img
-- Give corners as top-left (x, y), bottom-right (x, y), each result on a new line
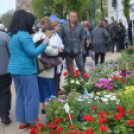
top-left (12, 75), bottom-right (39, 123)
top-left (89, 50), bottom-right (95, 61)
top-left (83, 57), bottom-right (87, 68)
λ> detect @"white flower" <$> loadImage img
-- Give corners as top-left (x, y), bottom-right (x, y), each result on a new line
top-left (104, 95), bottom-right (111, 98)
top-left (94, 96), bottom-right (99, 100)
top-left (110, 96), bottom-right (116, 101)
top-left (89, 94), bottom-right (94, 98)
top-left (70, 79), bottom-right (75, 83)
top-left (76, 81), bottom-right (80, 84)
top-left (101, 97), bottom-right (108, 102)
top-left (116, 102), bottom-right (119, 105)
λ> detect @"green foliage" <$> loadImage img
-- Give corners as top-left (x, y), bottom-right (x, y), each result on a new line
top-left (0, 20), bottom-right (2, 23)
top-left (1, 13), bottom-right (13, 28)
top-left (122, 0), bottom-right (131, 18)
top-left (31, 0), bottom-right (108, 24)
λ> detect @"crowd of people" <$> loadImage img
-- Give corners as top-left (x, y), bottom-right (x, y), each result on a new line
top-left (0, 9), bottom-right (130, 132)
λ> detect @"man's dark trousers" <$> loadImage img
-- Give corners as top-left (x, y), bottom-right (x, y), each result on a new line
top-left (66, 51), bottom-right (85, 74)
top-left (0, 74), bottom-right (12, 119)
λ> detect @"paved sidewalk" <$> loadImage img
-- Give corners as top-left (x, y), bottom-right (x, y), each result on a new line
top-left (0, 52), bottom-right (121, 134)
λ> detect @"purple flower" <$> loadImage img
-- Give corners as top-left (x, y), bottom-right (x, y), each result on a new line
top-left (61, 95), bottom-right (66, 97)
top-left (69, 93), bottom-right (74, 96)
top-left (108, 78), bottom-right (113, 83)
top-left (70, 110), bottom-right (74, 113)
top-left (58, 99), bottom-right (65, 104)
top-left (45, 102), bottom-right (48, 105)
top-left (126, 74), bottom-right (131, 79)
top-left (107, 84), bottom-right (114, 90)
top-left (71, 89), bottom-right (76, 91)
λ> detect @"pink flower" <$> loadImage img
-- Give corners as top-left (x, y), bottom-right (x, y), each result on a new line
top-left (98, 78), bottom-right (108, 83)
top-left (107, 84), bottom-right (113, 90)
top-left (103, 84), bottom-right (108, 89)
top-left (95, 83), bottom-right (103, 88)
top-left (108, 78), bottom-right (113, 83)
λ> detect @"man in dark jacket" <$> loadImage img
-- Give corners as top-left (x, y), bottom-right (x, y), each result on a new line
top-left (110, 21), bottom-right (121, 53)
top-left (60, 10), bottom-right (86, 74)
top-left (128, 21), bottom-right (134, 46)
top-left (0, 24), bottom-right (12, 124)
top-left (118, 19), bottom-right (126, 50)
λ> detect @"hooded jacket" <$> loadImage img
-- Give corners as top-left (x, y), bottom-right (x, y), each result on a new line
top-left (60, 21), bottom-right (85, 57)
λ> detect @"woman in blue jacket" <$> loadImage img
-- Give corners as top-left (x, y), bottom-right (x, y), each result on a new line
top-left (7, 10), bottom-right (48, 132)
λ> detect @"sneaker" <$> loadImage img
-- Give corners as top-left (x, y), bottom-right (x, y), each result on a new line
top-left (63, 64), bottom-right (67, 69)
top-left (41, 109), bottom-right (45, 114)
top-left (1, 116), bottom-right (11, 124)
top-left (29, 125), bottom-right (38, 131)
top-left (58, 90), bottom-right (66, 95)
top-left (19, 124), bottom-right (29, 132)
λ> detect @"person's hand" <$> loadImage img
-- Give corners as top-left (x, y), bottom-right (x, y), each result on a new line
top-left (43, 39), bottom-right (49, 45)
top-left (59, 47), bottom-right (63, 52)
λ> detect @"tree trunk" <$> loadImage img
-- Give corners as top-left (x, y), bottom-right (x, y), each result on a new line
top-left (101, 0), bottom-right (104, 19)
top-left (126, 16), bottom-right (130, 24)
top-left (83, 6), bottom-right (92, 25)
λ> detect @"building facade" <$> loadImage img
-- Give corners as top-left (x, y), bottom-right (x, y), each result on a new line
top-left (16, 0), bottom-right (32, 12)
top-left (108, 0), bottom-right (134, 27)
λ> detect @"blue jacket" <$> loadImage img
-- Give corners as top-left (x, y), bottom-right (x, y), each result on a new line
top-left (8, 31), bottom-right (46, 75)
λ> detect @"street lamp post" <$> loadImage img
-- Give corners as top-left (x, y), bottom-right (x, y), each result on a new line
top-left (93, 0), bottom-right (96, 27)
top-left (116, 1), bottom-right (118, 22)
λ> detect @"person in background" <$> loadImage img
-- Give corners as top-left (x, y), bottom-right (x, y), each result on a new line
top-left (118, 19), bottom-right (126, 51)
top-left (7, 10), bottom-right (48, 132)
top-left (33, 18), bottom-right (63, 114)
top-left (125, 33), bottom-right (128, 49)
top-left (60, 10), bottom-right (86, 75)
top-left (82, 23), bottom-right (95, 68)
top-left (128, 20), bottom-right (134, 46)
top-left (91, 20), bottom-right (109, 66)
top-left (0, 24), bottom-right (12, 124)
top-left (51, 20), bottom-right (65, 95)
top-left (110, 21), bottom-right (120, 53)
top-left (82, 23), bottom-right (90, 70)
top-left (86, 23), bottom-right (95, 64)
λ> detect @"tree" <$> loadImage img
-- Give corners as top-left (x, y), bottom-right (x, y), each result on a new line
top-left (31, 0), bottom-right (87, 23)
top-left (31, 0), bottom-right (108, 24)
top-left (122, 0), bottom-right (131, 24)
top-left (1, 13), bottom-right (13, 28)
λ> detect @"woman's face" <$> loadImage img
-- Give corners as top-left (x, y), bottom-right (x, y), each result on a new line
top-left (45, 30), bottom-right (54, 38)
top-left (55, 24), bottom-right (61, 33)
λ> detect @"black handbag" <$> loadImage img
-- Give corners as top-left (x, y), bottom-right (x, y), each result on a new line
top-left (105, 38), bottom-right (112, 45)
top-left (82, 47), bottom-right (86, 56)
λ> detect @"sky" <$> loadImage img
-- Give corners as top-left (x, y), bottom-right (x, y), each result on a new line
top-left (0, 0), bottom-right (15, 16)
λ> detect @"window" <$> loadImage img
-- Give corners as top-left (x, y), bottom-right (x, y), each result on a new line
top-left (112, 0), bottom-right (117, 7)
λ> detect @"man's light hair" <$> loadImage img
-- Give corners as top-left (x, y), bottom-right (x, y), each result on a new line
top-left (0, 24), bottom-right (5, 31)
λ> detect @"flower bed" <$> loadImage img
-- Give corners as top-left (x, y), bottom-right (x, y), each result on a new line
top-left (30, 90), bottom-right (134, 134)
top-left (30, 50), bottom-right (134, 134)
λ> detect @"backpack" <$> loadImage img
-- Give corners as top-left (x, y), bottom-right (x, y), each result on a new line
top-left (112, 25), bottom-right (119, 40)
